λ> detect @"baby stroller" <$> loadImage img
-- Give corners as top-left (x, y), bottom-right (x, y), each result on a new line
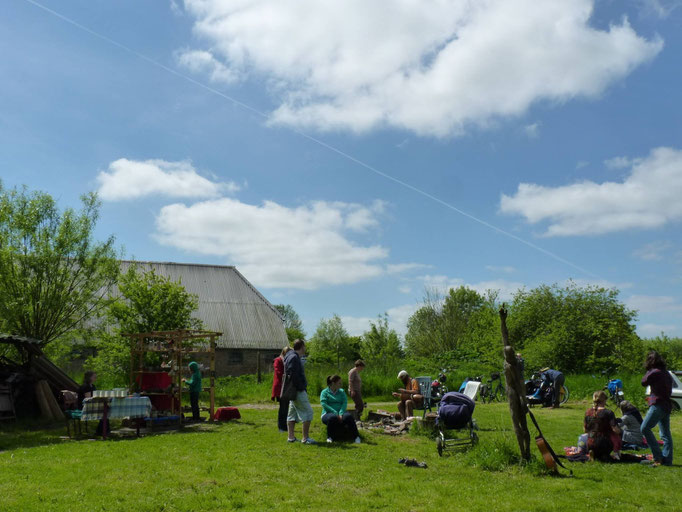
top-left (436, 391), bottom-right (478, 456)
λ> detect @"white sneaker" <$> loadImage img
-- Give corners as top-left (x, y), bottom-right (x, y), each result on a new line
top-left (354, 436), bottom-right (362, 444)
top-left (327, 437), bottom-right (333, 444)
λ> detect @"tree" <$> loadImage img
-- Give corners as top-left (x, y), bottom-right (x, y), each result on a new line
top-left (307, 314), bottom-right (352, 368)
top-left (274, 304), bottom-right (305, 341)
top-left (87, 265), bottom-right (202, 383)
top-left (361, 313), bottom-right (404, 369)
top-left (0, 184), bottom-right (119, 345)
top-left (405, 286), bottom-right (489, 358)
top-left (108, 265), bottom-right (202, 334)
top-left (509, 282), bottom-right (640, 373)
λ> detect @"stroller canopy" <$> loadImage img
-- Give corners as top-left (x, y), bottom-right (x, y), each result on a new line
top-left (437, 391), bottom-right (475, 429)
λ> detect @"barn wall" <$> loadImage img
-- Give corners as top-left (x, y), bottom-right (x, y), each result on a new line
top-left (195, 348), bottom-right (282, 377)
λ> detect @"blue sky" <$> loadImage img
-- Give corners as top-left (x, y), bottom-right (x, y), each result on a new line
top-left (1, 0), bottom-right (681, 338)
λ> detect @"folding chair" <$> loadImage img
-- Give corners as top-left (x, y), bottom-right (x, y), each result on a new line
top-left (463, 380), bottom-right (482, 402)
top-left (415, 376), bottom-right (433, 418)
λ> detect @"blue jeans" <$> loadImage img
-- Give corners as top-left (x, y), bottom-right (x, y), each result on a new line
top-left (641, 405), bottom-right (673, 465)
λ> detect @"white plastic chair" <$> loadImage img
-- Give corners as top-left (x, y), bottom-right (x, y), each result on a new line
top-left (463, 380), bottom-right (481, 401)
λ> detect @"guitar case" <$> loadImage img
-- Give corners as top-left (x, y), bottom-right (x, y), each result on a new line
top-left (526, 405), bottom-right (572, 476)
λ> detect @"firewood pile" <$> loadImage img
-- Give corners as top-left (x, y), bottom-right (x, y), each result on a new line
top-left (358, 409), bottom-right (414, 435)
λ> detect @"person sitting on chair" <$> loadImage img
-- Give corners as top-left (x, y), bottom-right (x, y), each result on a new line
top-left (392, 370), bottom-right (423, 420)
top-left (320, 375), bottom-right (361, 444)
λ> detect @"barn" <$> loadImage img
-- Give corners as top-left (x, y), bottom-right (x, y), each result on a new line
top-left (119, 261), bottom-right (288, 376)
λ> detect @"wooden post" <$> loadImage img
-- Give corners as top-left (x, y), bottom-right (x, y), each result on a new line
top-left (257, 349), bottom-right (262, 384)
top-left (129, 336), bottom-right (135, 392)
top-left (500, 306), bottom-right (531, 461)
top-left (210, 336), bottom-right (216, 422)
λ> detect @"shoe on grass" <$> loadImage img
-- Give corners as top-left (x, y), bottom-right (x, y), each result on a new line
top-left (354, 436), bottom-right (362, 444)
top-left (287, 437), bottom-right (298, 443)
top-left (327, 437), bottom-right (333, 444)
top-left (301, 438), bottom-right (317, 445)
top-left (279, 429), bottom-right (287, 433)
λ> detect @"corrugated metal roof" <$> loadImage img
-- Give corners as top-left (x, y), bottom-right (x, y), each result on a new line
top-left (115, 261), bottom-right (288, 350)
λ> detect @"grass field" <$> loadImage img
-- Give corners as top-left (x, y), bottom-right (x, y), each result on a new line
top-left (1, 399), bottom-right (680, 512)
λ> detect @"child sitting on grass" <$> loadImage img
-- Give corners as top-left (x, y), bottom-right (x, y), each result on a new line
top-left (183, 361), bottom-right (202, 422)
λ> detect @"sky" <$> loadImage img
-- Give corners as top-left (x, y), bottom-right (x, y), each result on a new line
top-left (1, 0), bottom-right (681, 339)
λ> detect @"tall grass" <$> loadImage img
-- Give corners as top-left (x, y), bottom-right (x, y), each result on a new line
top-left (211, 362), bottom-right (652, 410)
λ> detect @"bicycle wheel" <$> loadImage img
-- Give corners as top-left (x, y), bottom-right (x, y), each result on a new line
top-left (479, 384), bottom-right (490, 403)
top-left (560, 385), bottom-right (569, 404)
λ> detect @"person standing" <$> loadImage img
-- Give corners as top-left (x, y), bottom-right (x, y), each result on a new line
top-left (284, 339), bottom-right (316, 444)
top-left (348, 360), bottom-right (366, 420)
top-left (540, 368), bottom-right (565, 408)
top-left (320, 375), bottom-right (361, 443)
top-left (641, 351), bottom-right (674, 466)
top-left (77, 371), bottom-right (97, 409)
top-left (271, 346), bottom-right (291, 432)
top-left (183, 361), bottom-right (202, 422)
top-left (78, 371), bottom-right (110, 436)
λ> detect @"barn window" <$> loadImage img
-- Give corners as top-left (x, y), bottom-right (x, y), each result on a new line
top-left (228, 350), bottom-right (244, 364)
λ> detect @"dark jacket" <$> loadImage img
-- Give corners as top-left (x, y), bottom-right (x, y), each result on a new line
top-left (642, 368), bottom-right (673, 413)
top-left (542, 369), bottom-right (563, 382)
top-left (284, 350), bottom-right (307, 392)
top-left (77, 383), bottom-right (96, 409)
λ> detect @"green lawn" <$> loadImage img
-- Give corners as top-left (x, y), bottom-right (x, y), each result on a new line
top-left (0, 402), bottom-right (680, 512)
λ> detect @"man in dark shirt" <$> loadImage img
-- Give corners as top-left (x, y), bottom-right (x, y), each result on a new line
top-left (540, 368), bottom-right (565, 408)
top-left (283, 339), bottom-right (316, 444)
top-left (77, 371), bottom-right (97, 409)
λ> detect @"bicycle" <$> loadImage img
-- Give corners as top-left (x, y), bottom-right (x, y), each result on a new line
top-left (479, 372), bottom-right (505, 403)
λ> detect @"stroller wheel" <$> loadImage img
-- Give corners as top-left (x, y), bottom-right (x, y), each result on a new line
top-left (471, 432), bottom-right (479, 445)
top-left (437, 437), bottom-right (443, 457)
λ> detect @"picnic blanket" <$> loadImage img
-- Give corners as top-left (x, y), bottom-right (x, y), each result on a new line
top-left (81, 396), bottom-right (152, 421)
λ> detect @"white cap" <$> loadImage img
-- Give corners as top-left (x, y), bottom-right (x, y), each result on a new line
top-left (397, 370), bottom-right (408, 380)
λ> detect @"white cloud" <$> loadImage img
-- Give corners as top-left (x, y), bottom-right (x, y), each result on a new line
top-left (632, 241), bottom-right (672, 261)
top-left (635, 0), bottom-right (682, 18)
top-left (500, 146), bottom-right (682, 236)
top-left (603, 155), bottom-right (635, 170)
top-left (576, 161), bottom-right (590, 170)
top-left (154, 197), bottom-right (418, 290)
top-left (97, 158), bottom-right (239, 201)
top-left (341, 303), bottom-right (420, 336)
top-left (626, 295), bottom-right (682, 314)
top-left (179, 0), bottom-right (661, 137)
top-left (485, 265), bottom-right (517, 274)
top-left (523, 123), bottom-right (541, 139)
top-left (386, 263), bottom-right (430, 275)
top-left (176, 50), bottom-right (240, 84)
